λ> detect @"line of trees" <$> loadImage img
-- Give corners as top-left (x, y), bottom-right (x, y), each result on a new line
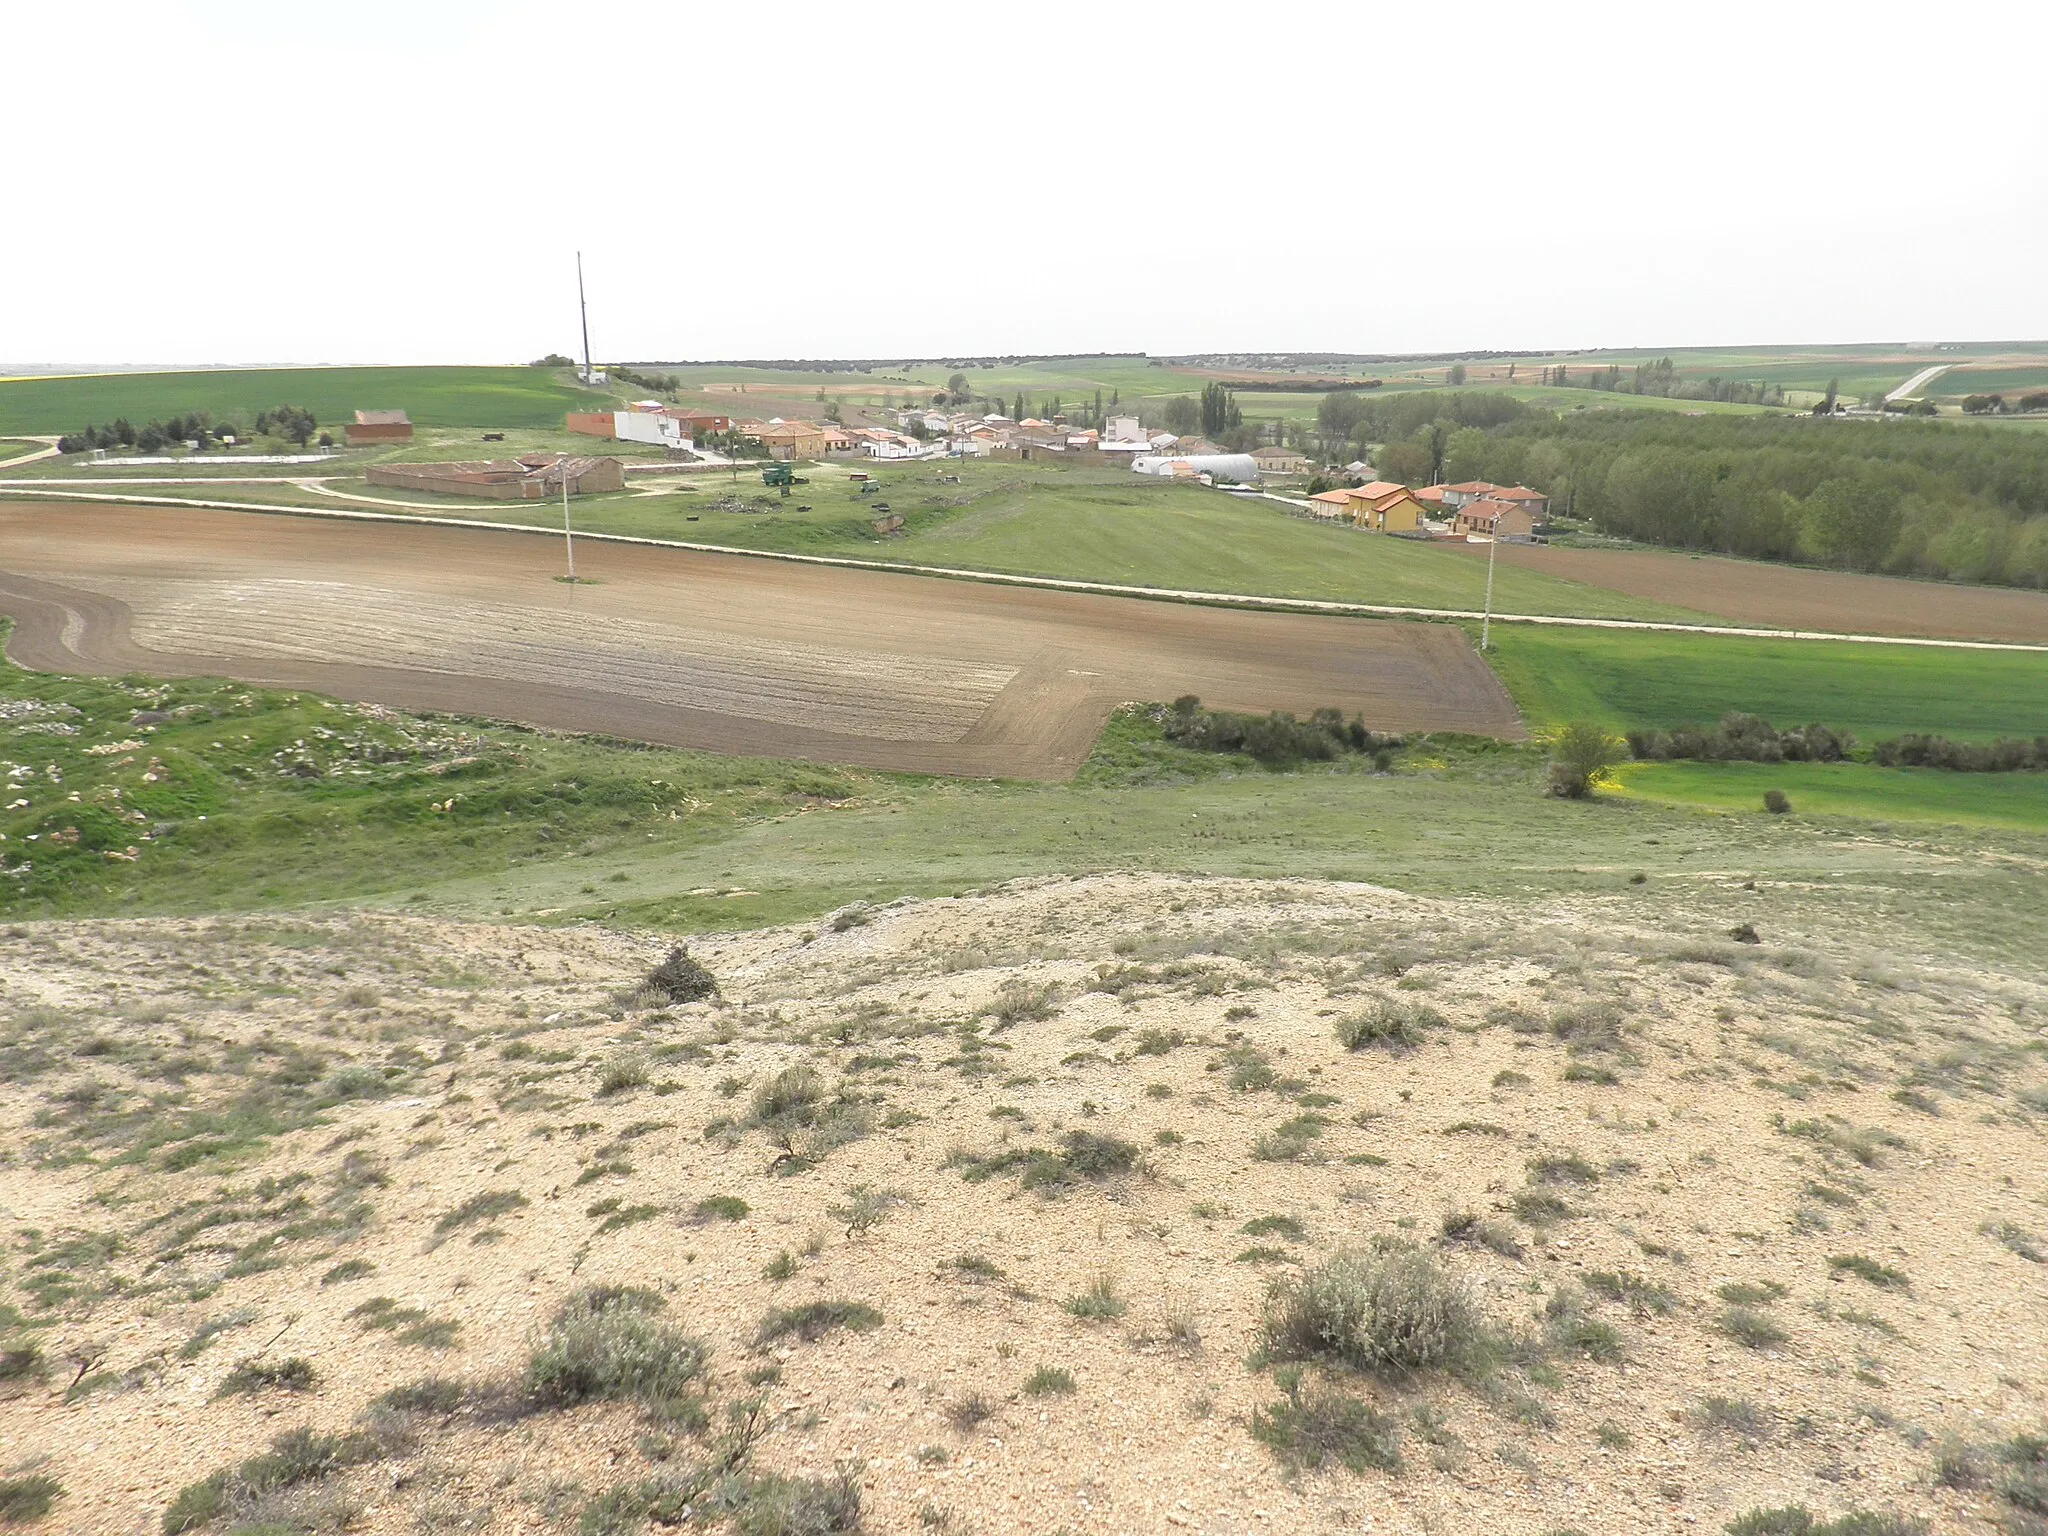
top-left (1546, 357), bottom-right (1789, 407)
top-left (1305, 389), bottom-right (2048, 587)
top-left (58, 405), bottom-right (325, 455)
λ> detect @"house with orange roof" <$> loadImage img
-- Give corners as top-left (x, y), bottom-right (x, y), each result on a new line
top-left (1454, 497), bottom-right (1539, 540)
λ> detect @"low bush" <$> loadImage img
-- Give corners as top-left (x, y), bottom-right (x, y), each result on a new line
top-left (1723, 1507), bottom-right (1926, 1536)
top-left (646, 946), bottom-right (719, 1004)
top-left (1023, 1365), bottom-right (1075, 1396)
top-left (1063, 1272), bottom-right (1126, 1322)
top-left (1251, 1373), bottom-right (1403, 1474)
top-left (0, 1476), bottom-right (62, 1521)
top-left (527, 1286), bottom-right (706, 1409)
top-left (1335, 998), bottom-right (1444, 1052)
top-left (1628, 713), bottom-right (1851, 766)
top-left (1829, 1254), bottom-right (1909, 1289)
top-left (1261, 1247), bottom-right (1498, 1379)
top-left (1717, 1306), bottom-right (1788, 1349)
top-left (435, 1188), bottom-right (527, 1233)
top-left (1159, 696), bottom-right (1401, 766)
top-left (1548, 721), bottom-right (1625, 799)
top-left (753, 1300), bottom-right (883, 1346)
top-left (216, 1356), bottom-right (316, 1396)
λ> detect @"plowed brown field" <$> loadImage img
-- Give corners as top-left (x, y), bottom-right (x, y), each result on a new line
top-left (1446, 541), bottom-right (2048, 642)
top-left (0, 503), bottom-right (1522, 778)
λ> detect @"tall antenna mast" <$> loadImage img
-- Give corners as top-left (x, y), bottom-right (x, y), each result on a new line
top-left (577, 252), bottom-right (592, 384)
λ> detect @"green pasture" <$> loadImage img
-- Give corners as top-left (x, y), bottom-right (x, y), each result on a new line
top-left (0, 366), bottom-right (613, 436)
top-left (0, 439), bottom-right (46, 461)
top-left (1612, 759), bottom-right (2048, 833)
top-left (1931, 367), bottom-right (2048, 400)
top-left (1482, 625), bottom-right (2048, 742)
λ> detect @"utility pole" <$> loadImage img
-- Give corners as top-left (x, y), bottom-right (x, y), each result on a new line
top-left (1479, 527), bottom-right (1498, 651)
top-left (561, 461), bottom-right (576, 581)
top-left (577, 252), bottom-right (593, 385)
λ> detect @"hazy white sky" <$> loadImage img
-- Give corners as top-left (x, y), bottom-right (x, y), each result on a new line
top-left (4, 1), bottom-right (2044, 367)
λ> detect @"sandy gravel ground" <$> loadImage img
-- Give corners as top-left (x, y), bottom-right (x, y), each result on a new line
top-left (0, 504), bottom-right (1521, 779)
top-left (4, 877), bottom-right (2046, 1534)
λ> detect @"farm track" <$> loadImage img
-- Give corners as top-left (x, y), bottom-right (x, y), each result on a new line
top-left (0, 503), bottom-right (1523, 779)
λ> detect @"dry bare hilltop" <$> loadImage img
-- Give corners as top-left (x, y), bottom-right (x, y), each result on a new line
top-left (4, 874), bottom-right (2046, 1536)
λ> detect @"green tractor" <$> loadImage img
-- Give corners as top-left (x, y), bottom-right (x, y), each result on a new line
top-left (761, 463), bottom-right (808, 497)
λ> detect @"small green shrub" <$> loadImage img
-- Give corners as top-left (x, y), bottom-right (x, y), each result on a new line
top-left (1717, 1306), bottom-right (1788, 1349)
top-left (435, 1188), bottom-right (526, 1233)
top-left (161, 1473), bottom-right (227, 1534)
top-left (1526, 1153), bottom-right (1601, 1186)
top-left (527, 1286), bottom-right (706, 1408)
top-left (1724, 1507), bottom-right (1926, 1536)
top-left (216, 1356), bottom-right (316, 1396)
top-left (1547, 721), bottom-right (1625, 799)
top-left (1583, 1271), bottom-right (1676, 1316)
top-left (753, 1300), bottom-right (883, 1346)
top-left (693, 1194), bottom-right (750, 1223)
top-left (1334, 998), bottom-right (1444, 1053)
top-left (1694, 1395), bottom-right (1773, 1440)
top-left (1716, 1280), bottom-right (1789, 1305)
top-left (1261, 1247), bottom-right (1497, 1379)
top-left (1242, 1215), bottom-right (1306, 1241)
top-left (1763, 788), bottom-right (1792, 815)
top-left (320, 1258), bottom-right (375, 1286)
top-left (0, 1476), bottom-right (62, 1522)
top-left (1023, 1365), bottom-right (1075, 1396)
top-left (1063, 1273), bottom-right (1126, 1321)
top-left (1828, 1254), bottom-right (1909, 1290)
top-left (1251, 1377), bottom-right (1402, 1474)
top-left (595, 1051), bottom-right (651, 1097)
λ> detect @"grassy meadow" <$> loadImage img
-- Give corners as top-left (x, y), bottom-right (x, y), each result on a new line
top-left (1481, 625), bottom-right (2048, 742)
top-left (1613, 758), bottom-right (2048, 832)
top-left (0, 365), bottom-right (613, 435)
top-left (6, 640), bottom-right (2046, 971)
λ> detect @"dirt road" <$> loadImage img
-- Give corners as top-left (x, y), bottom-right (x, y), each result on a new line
top-left (1446, 541), bottom-right (2048, 644)
top-left (0, 502), bottom-right (1522, 778)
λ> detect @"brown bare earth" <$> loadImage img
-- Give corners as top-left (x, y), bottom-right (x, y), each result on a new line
top-left (1446, 542), bottom-right (2048, 643)
top-left (0, 503), bottom-right (1521, 780)
top-left (5, 876), bottom-right (2045, 1535)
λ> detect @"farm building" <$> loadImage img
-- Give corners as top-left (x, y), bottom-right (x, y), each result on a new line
top-left (366, 454), bottom-right (624, 501)
top-left (1490, 485), bottom-right (1551, 518)
top-left (1311, 481), bottom-right (1426, 532)
top-left (1454, 497), bottom-right (1539, 540)
top-left (567, 405), bottom-right (693, 449)
top-left (752, 422), bottom-right (830, 460)
top-left (1251, 444), bottom-right (1308, 474)
top-left (1351, 482), bottom-right (1426, 533)
top-left (1130, 453), bottom-right (1260, 482)
top-left (346, 409), bottom-right (413, 445)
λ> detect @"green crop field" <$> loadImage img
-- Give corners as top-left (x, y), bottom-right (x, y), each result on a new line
top-left (0, 365), bottom-right (613, 435)
top-left (1482, 625), bottom-right (2048, 742)
top-left (0, 439), bottom-right (45, 460)
top-left (1931, 367), bottom-right (2048, 399)
top-left (1613, 759), bottom-right (2048, 833)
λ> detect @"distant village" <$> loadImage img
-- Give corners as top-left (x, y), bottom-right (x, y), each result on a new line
top-left (333, 397), bottom-right (1553, 544)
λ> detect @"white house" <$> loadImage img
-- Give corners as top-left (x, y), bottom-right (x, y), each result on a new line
top-left (1105, 415), bottom-right (1147, 443)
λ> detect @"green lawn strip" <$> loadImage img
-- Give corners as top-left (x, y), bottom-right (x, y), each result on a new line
top-left (1611, 760), bottom-right (2048, 833)
top-left (0, 366), bottom-right (612, 435)
top-left (1481, 625), bottom-right (2048, 742)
